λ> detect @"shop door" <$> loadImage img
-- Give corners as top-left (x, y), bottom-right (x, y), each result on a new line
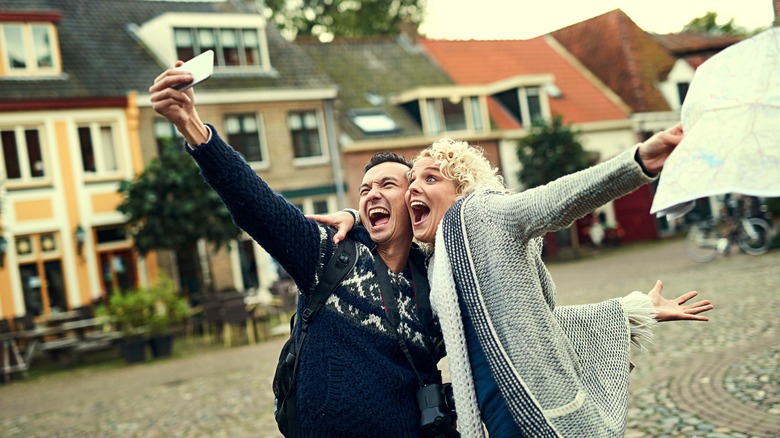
top-left (20, 260), bottom-right (67, 317)
top-left (99, 250), bottom-right (137, 297)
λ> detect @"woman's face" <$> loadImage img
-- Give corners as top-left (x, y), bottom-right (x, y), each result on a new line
top-left (406, 157), bottom-right (459, 244)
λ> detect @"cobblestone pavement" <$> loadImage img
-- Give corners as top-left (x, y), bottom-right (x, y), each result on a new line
top-left (1, 237), bottom-right (778, 437)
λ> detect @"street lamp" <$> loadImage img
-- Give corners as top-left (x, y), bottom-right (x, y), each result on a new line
top-left (75, 225), bottom-right (86, 256)
top-left (0, 235), bottom-right (7, 268)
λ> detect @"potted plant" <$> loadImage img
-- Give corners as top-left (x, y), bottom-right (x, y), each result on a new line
top-left (146, 275), bottom-right (190, 359)
top-left (107, 288), bottom-right (153, 364)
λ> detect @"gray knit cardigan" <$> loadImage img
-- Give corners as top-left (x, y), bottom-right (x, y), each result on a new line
top-left (429, 146), bottom-right (657, 437)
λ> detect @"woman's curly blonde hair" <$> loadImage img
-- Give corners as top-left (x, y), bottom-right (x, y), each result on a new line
top-left (414, 138), bottom-right (508, 199)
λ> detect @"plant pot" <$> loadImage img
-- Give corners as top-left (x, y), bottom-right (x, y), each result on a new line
top-left (149, 333), bottom-right (175, 359)
top-left (120, 337), bottom-right (147, 364)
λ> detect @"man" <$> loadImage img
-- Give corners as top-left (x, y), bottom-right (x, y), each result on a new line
top-left (149, 64), bottom-right (444, 436)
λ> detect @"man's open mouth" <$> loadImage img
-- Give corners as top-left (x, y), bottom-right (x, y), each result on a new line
top-left (409, 201), bottom-right (430, 225)
top-left (368, 207), bottom-right (390, 227)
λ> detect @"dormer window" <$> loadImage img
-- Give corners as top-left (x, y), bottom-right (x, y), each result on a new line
top-left (397, 92), bottom-right (485, 136)
top-left (135, 13), bottom-right (271, 73)
top-left (0, 13), bottom-right (61, 77)
top-left (174, 27), bottom-right (262, 68)
top-left (493, 86), bottom-right (545, 127)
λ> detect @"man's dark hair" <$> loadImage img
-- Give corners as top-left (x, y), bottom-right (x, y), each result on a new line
top-left (364, 151), bottom-right (411, 173)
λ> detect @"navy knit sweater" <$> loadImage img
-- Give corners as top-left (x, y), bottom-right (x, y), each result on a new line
top-left (187, 126), bottom-right (445, 437)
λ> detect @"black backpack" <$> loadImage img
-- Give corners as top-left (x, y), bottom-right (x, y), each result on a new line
top-left (272, 238), bottom-right (358, 438)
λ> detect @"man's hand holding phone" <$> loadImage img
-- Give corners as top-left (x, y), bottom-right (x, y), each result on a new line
top-left (149, 51), bottom-right (214, 146)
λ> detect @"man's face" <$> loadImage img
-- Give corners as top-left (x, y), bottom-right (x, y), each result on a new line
top-left (359, 162), bottom-right (414, 246)
top-left (406, 157), bottom-right (459, 244)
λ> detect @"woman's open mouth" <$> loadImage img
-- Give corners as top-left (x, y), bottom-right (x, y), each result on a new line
top-left (409, 200), bottom-right (430, 225)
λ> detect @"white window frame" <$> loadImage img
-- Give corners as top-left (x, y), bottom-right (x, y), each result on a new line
top-left (288, 110), bottom-right (329, 167)
top-left (421, 96), bottom-right (485, 135)
top-left (76, 122), bottom-right (122, 179)
top-left (517, 86), bottom-right (550, 126)
top-left (173, 26), bottom-right (265, 69)
top-left (0, 124), bottom-right (49, 187)
top-left (0, 22), bottom-right (60, 76)
top-left (223, 113), bottom-right (269, 170)
top-left (290, 196), bottom-right (337, 215)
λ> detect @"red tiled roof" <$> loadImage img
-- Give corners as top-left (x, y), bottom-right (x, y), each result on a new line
top-left (653, 32), bottom-right (743, 69)
top-left (550, 9), bottom-right (675, 113)
top-left (419, 36), bottom-right (629, 128)
top-left (653, 32), bottom-right (744, 54)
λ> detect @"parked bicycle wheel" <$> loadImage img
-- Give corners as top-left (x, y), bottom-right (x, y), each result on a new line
top-left (737, 218), bottom-right (771, 255)
top-left (685, 222), bottom-right (719, 263)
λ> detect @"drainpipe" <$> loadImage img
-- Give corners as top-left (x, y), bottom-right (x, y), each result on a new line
top-left (323, 99), bottom-right (346, 209)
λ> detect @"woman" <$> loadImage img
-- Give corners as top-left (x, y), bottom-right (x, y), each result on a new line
top-left (316, 124), bottom-right (712, 437)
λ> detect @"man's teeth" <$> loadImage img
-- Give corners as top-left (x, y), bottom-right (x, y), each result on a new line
top-left (369, 208), bottom-right (389, 217)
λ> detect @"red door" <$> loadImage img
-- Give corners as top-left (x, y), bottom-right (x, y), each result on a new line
top-left (613, 185), bottom-right (658, 242)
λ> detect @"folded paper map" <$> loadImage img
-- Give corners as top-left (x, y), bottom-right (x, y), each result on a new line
top-left (650, 28), bottom-right (780, 220)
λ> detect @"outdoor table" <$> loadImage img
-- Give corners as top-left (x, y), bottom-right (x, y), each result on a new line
top-left (60, 316), bottom-right (109, 340)
top-left (0, 331), bottom-right (28, 382)
top-left (43, 310), bottom-right (82, 327)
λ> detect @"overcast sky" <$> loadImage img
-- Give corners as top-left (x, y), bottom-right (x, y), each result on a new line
top-left (419, 0), bottom-right (775, 40)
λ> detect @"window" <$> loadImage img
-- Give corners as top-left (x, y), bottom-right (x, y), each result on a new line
top-left (493, 86), bottom-right (545, 127)
top-left (349, 110), bottom-right (399, 135)
top-left (174, 27), bottom-right (262, 68)
top-left (288, 111), bottom-right (324, 161)
top-left (224, 114), bottom-right (266, 164)
top-left (154, 119), bottom-right (184, 154)
top-left (289, 197), bottom-right (334, 215)
top-left (526, 87), bottom-right (542, 122)
top-left (1, 127), bottom-right (46, 183)
top-left (677, 82), bottom-right (690, 106)
top-left (404, 96), bottom-right (484, 135)
top-left (77, 123), bottom-right (119, 175)
top-left (312, 199), bottom-right (329, 215)
top-left (1, 22), bottom-right (58, 75)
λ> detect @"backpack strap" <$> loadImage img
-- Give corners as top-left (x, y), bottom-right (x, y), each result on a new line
top-left (285, 237), bottom-right (357, 438)
top-left (300, 237), bottom-right (357, 332)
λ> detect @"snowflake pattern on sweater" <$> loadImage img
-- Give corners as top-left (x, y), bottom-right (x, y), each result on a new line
top-left (187, 126), bottom-right (444, 437)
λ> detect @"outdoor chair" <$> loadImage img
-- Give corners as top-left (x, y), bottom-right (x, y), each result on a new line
top-left (220, 298), bottom-right (255, 347)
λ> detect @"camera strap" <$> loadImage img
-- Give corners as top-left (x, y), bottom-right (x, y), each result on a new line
top-left (374, 253), bottom-right (431, 388)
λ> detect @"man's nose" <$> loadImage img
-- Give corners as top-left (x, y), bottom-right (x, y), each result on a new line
top-left (366, 184), bottom-right (382, 199)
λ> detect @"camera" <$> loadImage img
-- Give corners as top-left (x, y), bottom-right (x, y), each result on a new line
top-left (417, 383), bottom-right (459, 438)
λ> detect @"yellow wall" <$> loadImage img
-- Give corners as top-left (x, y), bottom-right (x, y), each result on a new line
top-left (91, 193), bottom-right (123, 214)
top-left (14, 199), bottom-right (54, 222)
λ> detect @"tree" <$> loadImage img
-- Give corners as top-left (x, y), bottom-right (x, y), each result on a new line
top-left (118, 139), bottom-right (240, 257)
top-left (264, 0), bottom-right (426, 41)
top-left (516, 116), bottom-right (591, 256)
top-left (683, 11), bottom-right (749, 36)
top-left (516, 115), bottom-right (590, 190)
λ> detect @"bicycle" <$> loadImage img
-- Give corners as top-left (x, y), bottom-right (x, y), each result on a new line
top-left (685, 215), bottom-right (772, 263)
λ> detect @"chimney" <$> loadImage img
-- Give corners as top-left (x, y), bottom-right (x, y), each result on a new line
top-left (399, 19), bottom-right (420, 43)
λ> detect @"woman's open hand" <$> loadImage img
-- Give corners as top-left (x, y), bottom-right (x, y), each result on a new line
top-left (649, 280), bottom-right (713, 322)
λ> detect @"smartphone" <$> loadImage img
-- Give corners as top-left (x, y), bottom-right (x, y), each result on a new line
top-left (172, 50), bottom-right (214, 91)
